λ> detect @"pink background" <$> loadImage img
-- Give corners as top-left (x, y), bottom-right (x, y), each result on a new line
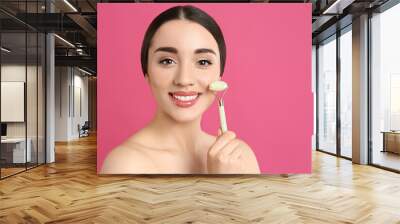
top-left (97, 3), bottom-right (312, 174)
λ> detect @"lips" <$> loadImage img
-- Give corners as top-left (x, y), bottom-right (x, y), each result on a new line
top-left (169, 91), bottom-right (201, 108)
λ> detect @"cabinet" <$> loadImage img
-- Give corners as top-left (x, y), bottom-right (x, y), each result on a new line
top-left (382, 132), bottom-right (400, 154)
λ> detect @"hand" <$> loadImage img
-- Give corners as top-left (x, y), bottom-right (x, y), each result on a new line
top-left (207, 129), bottom-right (260, 174)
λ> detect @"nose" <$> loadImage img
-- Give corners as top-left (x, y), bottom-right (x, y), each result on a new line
top-left (173, 61), bottom-right (195, 87)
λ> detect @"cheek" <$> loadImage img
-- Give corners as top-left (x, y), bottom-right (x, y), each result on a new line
top-left (148, 68), bottom-right (174, 90)
top-left (197, 70), bottom-right (219, 104)
top-left (197, 66), bottom-right (221, 87)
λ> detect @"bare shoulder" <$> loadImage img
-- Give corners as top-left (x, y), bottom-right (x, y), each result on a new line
top-left (100, 134), bottom-right (155, 174)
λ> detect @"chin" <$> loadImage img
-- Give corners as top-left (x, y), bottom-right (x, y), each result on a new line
top-left (167, 109), bottom-right (203, 123)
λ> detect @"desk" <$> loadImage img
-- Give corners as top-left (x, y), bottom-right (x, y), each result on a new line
top-left (381, 131), bottom-right (400, 154)
top-left (1, 138), bottom-right (31, 163)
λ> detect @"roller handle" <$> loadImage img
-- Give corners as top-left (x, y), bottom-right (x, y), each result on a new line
top-left (218, 99), bottom-right (228, 133)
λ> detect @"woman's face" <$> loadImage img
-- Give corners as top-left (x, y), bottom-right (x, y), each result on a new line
top-left (146, 19), bottom-right (221, 123)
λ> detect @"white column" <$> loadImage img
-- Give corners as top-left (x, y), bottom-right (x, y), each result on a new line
top-left (46, 1), bottom-right (55, 163)
top-left (46, 33), bottom-right (55, 163)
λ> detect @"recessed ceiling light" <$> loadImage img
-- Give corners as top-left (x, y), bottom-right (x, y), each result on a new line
top-left (1, 47), bottom-right (11, 53)
top-left (63, 0), bottom-right (78, 12)
top-left (323, 0), bottom-right (355, 15)
top-left (78, 67), bottom-right (93, 76)
top-left (54, 34), bottom-right (75, 48)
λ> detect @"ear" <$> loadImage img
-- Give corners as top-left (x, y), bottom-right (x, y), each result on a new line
top-left (144, 74), bottom-right (150, 83)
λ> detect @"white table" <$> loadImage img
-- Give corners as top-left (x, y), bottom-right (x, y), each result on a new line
top-left (1, 138), bottom-right (32, 163)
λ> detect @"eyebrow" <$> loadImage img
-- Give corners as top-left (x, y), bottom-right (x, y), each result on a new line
top-left (154, 47), bottom-right (177, 54)
top-left (194, 48), bottom-right (216, 55)
top-left (153, 47), bottom-right (216, 55)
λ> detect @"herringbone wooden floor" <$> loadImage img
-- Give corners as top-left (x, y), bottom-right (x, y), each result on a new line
top-left (1, 134), bottom-right (400, 224)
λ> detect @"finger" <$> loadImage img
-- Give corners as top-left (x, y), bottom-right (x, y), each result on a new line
top-left (216, 139), bottom-right (241, 159)
top-left (209, 131), bottom-right (236, 156)
top-left (229, 145), bottom-right (243, 161)
top-left (214, 130), bottom-right (236, 147)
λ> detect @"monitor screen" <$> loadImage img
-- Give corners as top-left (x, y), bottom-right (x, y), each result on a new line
top-left (1, 123), bottom-right (7, 137)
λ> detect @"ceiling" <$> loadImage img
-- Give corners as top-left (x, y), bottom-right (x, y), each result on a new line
top-left (0, 0), bottom-right (393, 75)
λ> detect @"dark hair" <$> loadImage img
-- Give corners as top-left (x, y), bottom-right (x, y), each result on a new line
top-left (140, 5), bottom-right (226, 77)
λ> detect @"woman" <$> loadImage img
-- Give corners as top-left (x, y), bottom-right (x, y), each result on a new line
top-left (101, 5), bottom-right (260, 174)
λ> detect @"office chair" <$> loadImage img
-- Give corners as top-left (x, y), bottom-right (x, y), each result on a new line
top-left (79, 121), bottom-right (90, 138)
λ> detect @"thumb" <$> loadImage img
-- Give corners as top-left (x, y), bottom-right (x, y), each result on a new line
top-left (217, 127), bottom-right (222, 136)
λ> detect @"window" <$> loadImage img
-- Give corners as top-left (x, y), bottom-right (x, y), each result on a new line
top-left (317, 35), bottom-right (337, 154)
top-left (371, 3), bottom-right (400, 171)
top-left (339, 27), bottom-right (352, 158)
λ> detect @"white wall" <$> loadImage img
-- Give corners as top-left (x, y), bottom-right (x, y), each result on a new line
top-left (55, 67), bottom-right (89, 141)
top-left (1, 63), bottom-right (46, 164)
top-left (72, 73), bottom-right (89, 138)
top-left (1, 65), bottom-right (26, 131)
top-left (1, 65), bottom-right (39, 137)
top-left (55, 66), bottom-right (70, 141)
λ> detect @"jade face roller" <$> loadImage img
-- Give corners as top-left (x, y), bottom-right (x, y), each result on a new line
top-left (209, 80), bottom-right (228, 133)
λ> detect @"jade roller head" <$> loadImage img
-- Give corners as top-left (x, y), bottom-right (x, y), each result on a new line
top-left (209, 80), bottom-right (229, 133)
top-left (209, 80), bottom-right (228, 92)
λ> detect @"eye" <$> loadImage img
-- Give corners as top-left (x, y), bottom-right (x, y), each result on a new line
top-left (159, 58), bottom-right (176, 65)
top-left (198, 59), bottom-right (212, 66)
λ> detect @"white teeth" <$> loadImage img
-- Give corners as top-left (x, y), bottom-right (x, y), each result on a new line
top-left (173, 94), bottom-right (198, 101)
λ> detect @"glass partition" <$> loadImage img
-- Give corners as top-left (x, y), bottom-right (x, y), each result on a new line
top-left (0, 1), bottom-right (46, 179)
top-left (1, 30), bottom-right (28, 177)
top-left (317, 35), bottom-right (337, 154)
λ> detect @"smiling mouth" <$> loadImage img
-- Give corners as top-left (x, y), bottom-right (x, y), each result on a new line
top-left (168, 91), bottom-right (202, 108)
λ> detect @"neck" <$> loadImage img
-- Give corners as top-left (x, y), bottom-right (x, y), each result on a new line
top-left (148, 108), bottom-right (204, 152)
